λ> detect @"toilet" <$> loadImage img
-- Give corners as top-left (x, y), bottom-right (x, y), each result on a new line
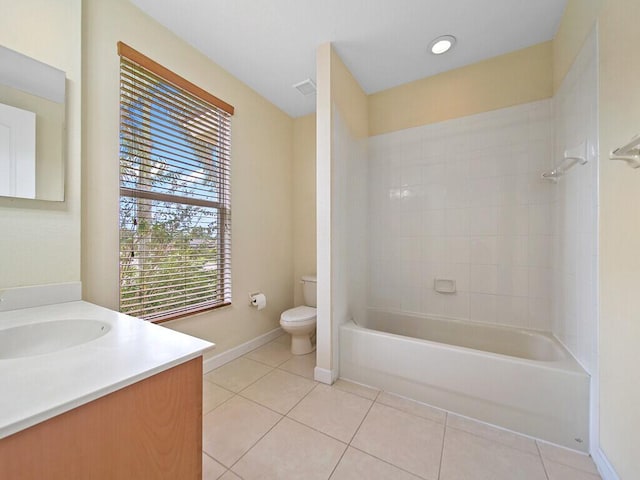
top-left (280, 275), bottom-right (317, 355)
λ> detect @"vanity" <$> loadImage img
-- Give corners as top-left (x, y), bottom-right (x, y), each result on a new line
top-left (0, 298), bottom-right (214, 479)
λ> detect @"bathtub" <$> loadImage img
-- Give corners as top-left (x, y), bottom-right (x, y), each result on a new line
top-left (339, 309), bottom-right (590, 451)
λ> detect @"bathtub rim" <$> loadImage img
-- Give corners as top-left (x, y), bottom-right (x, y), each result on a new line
top-left (344, 313), bottom-right (588, 376)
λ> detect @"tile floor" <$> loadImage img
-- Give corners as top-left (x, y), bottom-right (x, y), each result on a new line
top-left (201, 334), bottom-right (601, 480)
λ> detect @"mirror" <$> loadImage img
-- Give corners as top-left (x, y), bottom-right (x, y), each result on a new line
top-left (0, 45), bottom-right (65, 201)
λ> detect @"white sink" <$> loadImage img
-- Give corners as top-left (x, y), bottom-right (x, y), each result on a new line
top-left (0, 319), bottom-right (111, 359)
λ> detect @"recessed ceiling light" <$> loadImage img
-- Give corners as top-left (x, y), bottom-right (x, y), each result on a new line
top-left (429, 35), bottom-right (456, 55)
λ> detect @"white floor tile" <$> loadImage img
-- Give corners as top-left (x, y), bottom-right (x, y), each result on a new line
top-left (219, 471), bottom-right (242, 480)
top-left (446, 414), bottom-right (538, 454)
top-left (289, 384), bottom-right (373, 442)
top-left (544, 459), bottom-right (602, 480)
top-left (351, 403), bottom-right (444, 479)
top-left (330, 447), bottom-right (422, 480)
top-left (273, 333), bottom-right (291, 345)
top-left (333, 379), bottom-right (379, 400)
top-left (245, 341), bottom-right (294, 367)
top-left (440, 427), bottom-right (547, 480)
top-left (537, 442), bottom-right (599, 475)
top-left (377, 392), bottom-right (446, 424)
top-left (233, 417), bottom-right (347, 480)
top-left (203, 453), bottom-right (226, 480)
top-left (202, 396), bottom-right (281, 467)
top-left (203, 379), bottom-right (234, 415)
top-left (204, 357), bottom-right (273, 392)
top-left (278, 352), bottom-right (316, 379)
top-left (240, 369), bottom-right (316, 414)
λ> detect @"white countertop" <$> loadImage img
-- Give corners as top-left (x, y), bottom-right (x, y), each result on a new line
top-left (0, 301), bottom-right (214, 439)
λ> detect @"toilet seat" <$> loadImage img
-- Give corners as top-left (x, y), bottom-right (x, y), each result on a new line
top-left (280, 306), bottom-right (316, 324)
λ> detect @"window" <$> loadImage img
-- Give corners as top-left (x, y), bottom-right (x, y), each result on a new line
top-left (118, 42), bottom-right (233, 322)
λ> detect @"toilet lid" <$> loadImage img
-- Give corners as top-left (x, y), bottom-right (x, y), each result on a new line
top-left (281, 306), bottom-right (316, 323)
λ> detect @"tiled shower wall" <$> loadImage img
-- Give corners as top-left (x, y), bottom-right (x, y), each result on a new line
top-left (552, 28), bottom-right (598, 374)
top-left (333, 108), bottom-right (368, 368)
top-left (368, 100), bottom-right (556, 331)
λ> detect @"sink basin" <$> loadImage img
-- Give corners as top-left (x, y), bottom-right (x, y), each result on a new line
top-left (0, 320), bottom-right (111, 359)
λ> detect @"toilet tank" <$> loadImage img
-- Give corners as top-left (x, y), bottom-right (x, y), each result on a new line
top-left (301, 275), bottom-right (317, 307)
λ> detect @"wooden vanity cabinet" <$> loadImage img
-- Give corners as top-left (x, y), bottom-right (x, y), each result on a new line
top-left (0, 357), bottom-right (203, 480)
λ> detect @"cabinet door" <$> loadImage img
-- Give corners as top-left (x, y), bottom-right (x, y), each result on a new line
top-left (0, 357), bottom-right (203, 480)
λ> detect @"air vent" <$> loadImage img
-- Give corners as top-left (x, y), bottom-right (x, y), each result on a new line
top-left (293, 78), bottom-right (316, 96)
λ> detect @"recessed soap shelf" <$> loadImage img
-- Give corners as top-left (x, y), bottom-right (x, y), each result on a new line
top-left (434, 279), bottom-right (456, 294)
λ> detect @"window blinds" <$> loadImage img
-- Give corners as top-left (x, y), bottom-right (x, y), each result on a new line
top-left (118, 43), bottom-right (232, 322)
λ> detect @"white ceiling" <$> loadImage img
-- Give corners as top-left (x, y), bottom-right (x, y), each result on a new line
top-left (130, 0), bottom-right (567, 118)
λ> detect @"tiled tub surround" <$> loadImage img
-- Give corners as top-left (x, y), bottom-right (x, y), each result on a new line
top-left (340, 311), bottom-right (589, 451)
top-left (368, 100), bottom-right (555, 331)
top-left (201, 333), bottom-right (601, 480)
top-left (552, 27), bottom-right (598, 376)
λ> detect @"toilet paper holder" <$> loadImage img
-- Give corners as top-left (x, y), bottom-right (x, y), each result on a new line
top-left (249, 292), bottom-right (267, 310)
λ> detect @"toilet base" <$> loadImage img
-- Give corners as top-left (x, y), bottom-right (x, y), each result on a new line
top-left (291, 334), bottom-right (315, 355)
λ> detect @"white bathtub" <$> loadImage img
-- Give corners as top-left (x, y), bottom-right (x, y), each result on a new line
top-left (339, 309), bottom-right (590, 451)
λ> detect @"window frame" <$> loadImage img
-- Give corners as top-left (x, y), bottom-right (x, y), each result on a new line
top-left (117, 42), bottom-right (233, 323)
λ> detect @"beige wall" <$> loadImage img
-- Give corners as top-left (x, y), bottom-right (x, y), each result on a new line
top-left (82, 0), bottom-right (294, 355)
top-left (330, 49), bottom-right (369, 140)
top-left (368, 42), bottom-right (553, 136)
top-left (555, 0), bottom-right (640, 476)
top-left (552, 0), bottom-right (603, 91)
top-left (292, 113), bottom-right (316, 306)
top-left (597, 1), bottom-right (640, 478)
top-left (0, 0), bottom-right (81, 288)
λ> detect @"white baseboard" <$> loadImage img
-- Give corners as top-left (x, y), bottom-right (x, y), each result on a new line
top-left (203, 327), bottom-right (284, 374)
top-left (314, 366), bottom-right (338, 385)
top-left (0, 282), bottom-right (82, 311)
top-left (593, 447), bottom-right (620, 480)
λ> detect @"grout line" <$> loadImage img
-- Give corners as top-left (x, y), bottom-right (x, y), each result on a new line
top-left (536, 441), bottom-right (551, 480)
top-left (202, 363), bottom-right (284, 472)
top-left (332, 383), bottom-right (380, 402)
top-left (243, 355), bottom-right (292, 369)
top-left (231, 367), bottom-right (276, 392)
top-left (436, 412), bottom-right (448, 480)
top-left (536, 440), bottom-right (601, 475)
top-left (284, 381), bottom-right (320, 412)
top-left (343, 390), bottom-right (435, 478)
top-left (242, 339), bottom-right (295, 368)
top-left (236, 380), bottom-right (318, 417)
top-left (326, 443), bottom-right (350, 480)
top-left (202, 391), bottom-right (237, 418)
top-left (347, 445), bottom-right (429, 480)
top-left (275, 355), bottom-right (317, 379)
top-left (202, 449), bottom-right (222, 467)
top-left (444, 423), bottom-right (542, 458)
top-left (203, 348), bottom-right (313, 476)
top-left (227, 411), bottom-right (287, 472)
top-left (204, 379), bottom-right (431, 479)
top-left (374, 392), bottom-right (447, 426)
top-left (205, 359), bottom-right (276, 393)
top-left (347, 392), bottom-right (377, 445)
top-left (202, 378), bottom-right (236, 395)
top-left (224, 468), bottom-right (245, 480)
top-left (335, 377), bottom-right (382, 399)
top-left (370, 385), bottom-right (382, 402)
top-left (221, 468), bottom-right (239, 480)
top-left (276, 368), bottom-right (317, 381)
top-left (285, 415), bottom-right (350, 446)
